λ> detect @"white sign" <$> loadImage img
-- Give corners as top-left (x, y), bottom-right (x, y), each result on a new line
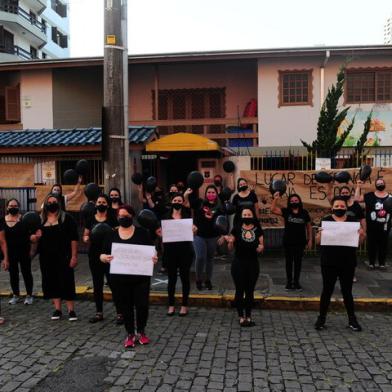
top-left (315, 158), bottom-right (331, 171)
top-left (41, 161), bottom-right (56, 181)
top-left (161, 218), bottom-right (193, 243)
top-left (321, 221), bottom-right (360, 247)
top-left (110, 243), bottom-right (155, 276)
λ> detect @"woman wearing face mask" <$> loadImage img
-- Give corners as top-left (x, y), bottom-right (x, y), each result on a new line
top-left (38, 194), bottom-right (79, 321)
top-left (271, 193), bottom-right (312, 291)
top-left (221, 207), bottom-right (264, 327)
top-left (83, 194), bottom-right (120, 323)
top-left (109, 188), bottom-right (123, 215)
top-left (232, 178), bottom-right (259, 224)
top-left (50, 177), bottom-right (82, 211)
top-left (0, 211), bottom-right (9, 324)
top-left (2, 199), bottom-right (35, 305)
top-left (355, 178), bottom-right (391, 270)
top-left (315, 196), bottom-right (365, 331)
top-left (158, 193), bottom-right (196, 316)
top-left (100, 205), bottom-right (158, 348)
top-left (188, 185), bottom-right (223, 290)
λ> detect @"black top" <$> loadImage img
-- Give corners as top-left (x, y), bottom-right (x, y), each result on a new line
top-left (232, 191), bottom-right (258, 210)
top-left (0, 218), bottom-right (31, 260)
top-left (319, 215), bottom-right (358, 267)
top-left (346, 201), bottom-right (365, 221)
top-left (281, 208), bottom-right (311, 247)
top-left (231, 225), bottom-right (263, 261)
top-left (192, 199), bottom-right (223, 238)
top-left (364, 192), bottom-right (391, 231)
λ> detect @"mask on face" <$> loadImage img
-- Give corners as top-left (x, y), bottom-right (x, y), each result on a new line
top-left (376, 184), bottom-right (386, 191)
top-left (333, 208), bottom-right (346, 217)
top-left (290, 202), bottom-right (300, 209)
top-left (118, 216), bottom-right (133, 228)
top-left (206, 194), bottom-right (217, 202)
top-left (96, 204), bottom-right (108, 213)
top-left (241, 217), bottom-right (255, 225)
top-left (340, 195), bottom-right (350, 201)
top-left (7, 207), bottom-right (19, 216)
top-left (238, 185), bottom-right (248, 192)
top-left (172, 203), bottom-right (182, 210)
top-left (214, 180), bottom-right (222, 187)
top-left (110, 197), bottom-right (120, 204)
top-left (46, 202), bottom-right (59, 213)
top-left (169, 192), bottom-right (176, 197)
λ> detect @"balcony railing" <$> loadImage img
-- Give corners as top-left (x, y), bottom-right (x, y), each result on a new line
top-left (0, 3), bottom-right (46, 32)
top-left (130, 117), bottom-right (258, 146)
top-left (0, 45), bottom-right (38, 60)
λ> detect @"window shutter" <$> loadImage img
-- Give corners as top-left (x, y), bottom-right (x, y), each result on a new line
top-left (5, 85), bottom-right (21, 122)
top-left (0, 26), bottom-right (4, 50)
top-left (60, 34), bottom-right (68, 48)
top-left (51, 26), bottom-right (57, 42)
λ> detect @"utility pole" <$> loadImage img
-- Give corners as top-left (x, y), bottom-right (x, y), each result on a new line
top-left (103, 0), bottom-right (129, 201)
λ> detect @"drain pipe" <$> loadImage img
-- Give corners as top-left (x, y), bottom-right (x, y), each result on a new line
top-left (320, 50), bottom-right (330, 107)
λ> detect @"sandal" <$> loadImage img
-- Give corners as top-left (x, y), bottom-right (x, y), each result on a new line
top-left (179, 307), bottom-right (188, 317)
top-left (167, 307), bottom-right (175, 316)
top-left (89, 313), bottom-right (104, 323)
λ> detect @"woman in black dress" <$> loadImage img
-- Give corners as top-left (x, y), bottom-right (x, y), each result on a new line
top-left (38, 194), bottom-right (79, 321)
top-left (222, 207), bottom-right (264, 326)
top-left (315, 196), bottom-right (365, 331)
top-left (83, 194), bottom-right (119, 323)
top-left (2, 199), bottom-right (34, 305)
top-left (232, 178), bottom-right (259, 226)
top-left (109, 187), bottom-right (123, 215)
top-left (100, 205), bottom-right (158, 348)
top-left (0, 219), bottom-right (9, 325)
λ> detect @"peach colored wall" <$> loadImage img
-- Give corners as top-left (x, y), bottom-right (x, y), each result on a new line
top-left (129, 61), bottom-right (257, 121)
top-left (20, 70), bottom-right (53, 129)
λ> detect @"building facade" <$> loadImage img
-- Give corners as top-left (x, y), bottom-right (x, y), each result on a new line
top-left (385, 14), bottom-right (392, 45)
top-left (0, 0), bottom-right (69, 62)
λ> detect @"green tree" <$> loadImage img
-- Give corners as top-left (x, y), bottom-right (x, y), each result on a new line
top-left (301, 67), bottom-right (355, 158)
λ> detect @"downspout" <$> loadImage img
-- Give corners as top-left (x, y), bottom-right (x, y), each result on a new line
top-left (320, 50), bottom-right (330, 108)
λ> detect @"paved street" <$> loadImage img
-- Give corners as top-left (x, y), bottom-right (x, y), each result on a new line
top-left (1, 300), bottom-right (392, 391)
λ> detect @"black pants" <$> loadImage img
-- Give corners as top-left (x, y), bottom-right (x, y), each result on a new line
top-left (9, 256), bottom-right (33, 296)
top-left (166, 249), bottom-right (193, 306)
top-left (367, 226), bottom-right (389, 266)
top-left (111, 274), bottom-right (150, 335)
top-left (284, 245), bottom-right (304, 284)
top-left (231, 259), bottom-right (259, 318)
top-left (319, 263), bottom-right (356, 320)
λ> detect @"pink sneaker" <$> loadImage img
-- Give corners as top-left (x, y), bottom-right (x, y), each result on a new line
top-left (137, 333), bottom-right (150, 345)
top-left (124, 334), bottom-right (136, 348)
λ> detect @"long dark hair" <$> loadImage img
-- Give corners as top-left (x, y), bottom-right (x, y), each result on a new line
top-left (41, 193), bottom-right (66, 224)
top-left (235, 206), bottom-right (262, 230)
top-left (204, 184), bottom-right (221, 208)
top-left (109, 187), bottom-right (122, 204)
top-left (287, 193), bottom-right (304, 212)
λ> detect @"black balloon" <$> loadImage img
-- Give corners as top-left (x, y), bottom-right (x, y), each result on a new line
top-left (315, 171), bottom-right (333, 184)
top-left (187, 171), bottom-right (204, 190)
top-left (137, 209), bottom-right (159, 230)
top-left (359, 165), bottom-right (372, 181)
top-left (269, 179), bottom-right (287, 196)
top-left (84, 183), bottom-right (100, 201)
top-left (63, 169), bottom-right (78, 185)
top-left (220, 187), bottom-right (233, 202)
top-left (75, 159), bottom-right (89, 176)
top-left (223, 161), bottom-right (235, 173)
top-left (22, 211), bottom-right (41, 231)
top-left (383, 197), bottom-right (392, 214)
top-left (224, 201), bottom-right (236, 215)
top-left (90, 222), bottom-right (113, 242)
top-left (131, 172), bottom-right (143, 185)
top-left (145, 176), bottom-right (157, 193)
top-left (334, 171), bottom-right (351, 184)
top-left (214, 215), bottom-right (229, 235)
top-left (80, 201), bottom-right (96, 224)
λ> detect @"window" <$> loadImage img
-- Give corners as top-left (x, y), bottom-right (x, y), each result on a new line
top-left (30, 46), bottom-right (37, 59)
top-left (56, 159), bottom-right (103, 185)
top-left (346, 69), bottom-right (392, 103)
top-left (278, 70), bottom-right (313, 107)
top-left (51, 26), bottom-right (68, 48)
top-left (0, 26), bottom-right (14, 55)
top-left (51, 0), bottom-right (67, 17)
top-left (0, 84), bottom-right (21, 124)
top-left (42, 52), bottom-right (47, 59)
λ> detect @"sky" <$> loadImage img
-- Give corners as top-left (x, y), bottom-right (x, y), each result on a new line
top-left (69, 0), bottom-right (392, 58)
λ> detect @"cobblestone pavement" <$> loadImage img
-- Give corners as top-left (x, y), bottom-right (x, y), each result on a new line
top-left (1, 300), bottom-right (392, 391)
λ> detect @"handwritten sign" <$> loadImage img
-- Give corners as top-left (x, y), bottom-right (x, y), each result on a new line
top-left (161, 219), bottom-right (193, 243)
top-left (110, 243), bottom-right (155, 276)
top-left (321, 221), bottom-right (360, 247)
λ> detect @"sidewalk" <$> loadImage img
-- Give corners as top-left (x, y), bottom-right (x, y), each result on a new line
top-left (1, 252), bottom-right (392, 310)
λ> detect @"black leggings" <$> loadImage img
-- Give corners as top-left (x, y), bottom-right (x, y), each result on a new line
top-left (111, 275), bottom-right (150, 335)
top-left (284, 245), bottom-right (304, 284)
top-left (9, 256), bottom-right (33, 296)
top-left (166, 249), bottom-right (193, 306)
top-left (367, 227), bottom-right (389, 266)
top-left (319, 263), bottom-right (356, 320)
top-left (231, 259), bottom-right (259, 318)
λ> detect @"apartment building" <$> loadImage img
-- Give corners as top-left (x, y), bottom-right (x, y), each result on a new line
top-left (0, 0), bottom-right (69, 61)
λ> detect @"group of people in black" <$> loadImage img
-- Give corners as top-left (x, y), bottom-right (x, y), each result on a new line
top-left (0, 172), bottom-right (390, 343)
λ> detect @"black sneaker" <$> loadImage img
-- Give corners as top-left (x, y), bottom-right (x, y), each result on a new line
top-left (285, 282), bottom-right (294, 291)
top-left (51, 310), bottom-right (62, 320)
top-left (314, 316), bottom-right (326, 330)
top-left (204, 280), bottom-right (213, 290)
top-left (348, 318), bottom-right (362, 332)
top-left (293, 282), bottom-right (303, 291)
top-left (68, 311), bottom-right (78, 321)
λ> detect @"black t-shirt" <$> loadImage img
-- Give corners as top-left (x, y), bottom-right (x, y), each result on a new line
top-left (231, 225), bottom-right (263, 261)
top-left (281, 208), bottom-right (311, 247)
top-left (319, 215), bottom-right (358, 267)
top-left (346, 201), bottom-right (365, 221)
top-left (364, 192), bottom-right (392, 231)
top-left (192, 199), bottom-right (223, 238)
top-left (0, 218), bottom-right (31, 259)
top-left (232, 191), bottom-right (258, 210)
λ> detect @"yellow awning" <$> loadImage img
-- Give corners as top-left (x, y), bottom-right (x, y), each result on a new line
top-left (146, 132), bottom-right (219, 152)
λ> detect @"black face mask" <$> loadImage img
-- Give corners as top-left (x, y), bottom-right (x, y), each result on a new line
top-left (7, 207), bottom-right (19, 216)
top-left (118, 216), bottom-right (133, 228)
top-left (172, 203), bottom-right (182, 210)
top-left (376, 184), bottom-right (386, 191)
top-left (110, 197), bottom-right (120, 204)
top-left (214, 180), bottom-right (222, 187)
top-left (96, 205), bottom-right (108, 213)
top-left (290, 202), bottom-right (300, 209)
top-left (46, 202), bottom-right (59, 213)
top-left (333, 208), bottom-right (346, 217)
top-left (169, 192), bottom-right (176, 197)
top-left (241, 217), bottom-right (255, 225)
top-left (340, 195), bottom-right (350, 201)
top-left (238, 185), bottom-right (248, 192)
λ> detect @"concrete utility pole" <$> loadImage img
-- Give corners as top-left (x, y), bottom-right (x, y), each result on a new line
top-left (103, 0), bottom-right (129, 201)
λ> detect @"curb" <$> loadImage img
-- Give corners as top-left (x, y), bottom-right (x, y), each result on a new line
top-left (1, 287), bottom-right (392, 311)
